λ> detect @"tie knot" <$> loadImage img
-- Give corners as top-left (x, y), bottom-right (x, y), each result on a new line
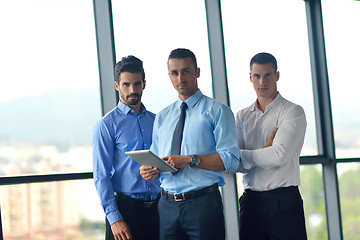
top-left (181, 102), bottom-right (187, 110)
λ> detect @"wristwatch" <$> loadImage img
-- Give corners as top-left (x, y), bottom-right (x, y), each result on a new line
top-left (190, 154), bottom-right (200, 167)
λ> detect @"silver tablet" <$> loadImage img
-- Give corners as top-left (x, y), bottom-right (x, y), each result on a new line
top-left (125, 150), bottom-right (178, 172)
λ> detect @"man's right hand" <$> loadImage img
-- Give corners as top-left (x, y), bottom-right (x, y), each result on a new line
top-left (139, 165), bottom-right (159, 180)
top-left (111, 220), bottom-right (132, 240)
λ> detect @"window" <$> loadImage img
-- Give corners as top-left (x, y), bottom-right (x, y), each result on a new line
top-left (111, 0), bottom-right (213, 114)
top-left (0, 179), bottom-right (105, 239)
top-left (322, 0), bottom-right (360, 159)
top-left (221, 1), bottom-right (323, 238)
top-left (221, 0), bottom-right (317, 156)
top-left (300, 165), bottom-right (328, 239)
top-left (337, 162), bottom-right (360, 240)
top-left (0, 0), bottom-right (100, 177)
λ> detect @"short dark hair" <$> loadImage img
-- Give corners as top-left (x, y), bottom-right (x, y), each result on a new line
top-left (114, 55), bottom-right (145, 83)
top-left (168, 48), bottom-right (197, 69)
top-left (250, 52), bottom-right (277, 72)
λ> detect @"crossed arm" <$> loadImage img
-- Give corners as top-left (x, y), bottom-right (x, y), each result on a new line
top-left (237, 106), bottom-right (306, 171)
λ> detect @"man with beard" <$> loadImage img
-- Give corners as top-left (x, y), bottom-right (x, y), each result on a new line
top-left (93, 55), bottom-right (161, 240)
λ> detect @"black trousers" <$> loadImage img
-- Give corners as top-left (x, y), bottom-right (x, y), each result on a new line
top-left (105, 193), bottom-right (160, 240)
top-left (239, 186), bottom-right (307, 240)
top-left (158, 186), bottom-right (225, 240)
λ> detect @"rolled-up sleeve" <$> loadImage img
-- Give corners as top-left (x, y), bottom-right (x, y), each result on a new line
top-left (215, 105), bottom-right (241, 172)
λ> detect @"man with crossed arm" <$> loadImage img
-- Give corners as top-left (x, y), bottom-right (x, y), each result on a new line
top-left (236, 52), bottom-right (307, 240)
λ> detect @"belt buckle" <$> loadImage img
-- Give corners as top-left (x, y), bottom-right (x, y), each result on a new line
top-left (143, 201), bottom-right (153, 208)
top-left (174, 193), bottom-right (185, 201)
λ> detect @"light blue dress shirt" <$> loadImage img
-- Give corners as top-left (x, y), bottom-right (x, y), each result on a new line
top-left (150, 90), bottom-right (241, 193)
top-left (93, 101), bottom-right (161, 225)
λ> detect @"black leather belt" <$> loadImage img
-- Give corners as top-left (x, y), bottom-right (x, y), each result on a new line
top-left (245, 186), bottom-right (299, 195)
top-left (162, 184), bottom-right (218, 201)
top-left (115, 193), bottom-right (159, 208)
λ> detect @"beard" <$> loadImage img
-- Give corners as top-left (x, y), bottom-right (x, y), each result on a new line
top-left (124, 94), bottom-right (140, 106)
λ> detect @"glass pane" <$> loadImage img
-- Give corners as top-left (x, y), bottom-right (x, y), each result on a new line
top-left (300, 165), bottom-right (328, 240)
top-left (0, 179), bottom-right (105, 239)
top-left (0, 0), bottom-right (100, 176)
top-left (112, 0), bottom-right (212, 114)
top-left (236, 174), bottom-right (244, 197)
top-left (221, 0), bottom-right (318, 156)
top-left (338, 162), bottom-right (360, 240)
top-left (321, 0), bottom-right (360, 159)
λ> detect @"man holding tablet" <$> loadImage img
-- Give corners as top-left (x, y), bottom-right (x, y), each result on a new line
top-left (140, 48), bottom-right (240, 240)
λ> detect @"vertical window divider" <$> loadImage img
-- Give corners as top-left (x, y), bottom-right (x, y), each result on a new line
top-left (93, 0), bottom-right (118, 115)
top-left (305, 0), bottom-right (343, 239)
top-left (204, 1), bottom-right (240, 239)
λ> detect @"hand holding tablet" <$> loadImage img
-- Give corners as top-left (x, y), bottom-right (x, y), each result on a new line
top-left (125, 150), bottom-right (178, 172)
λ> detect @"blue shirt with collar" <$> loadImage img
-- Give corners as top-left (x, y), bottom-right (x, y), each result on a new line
top-left (150, 90), bottom-right (241, 193)
top-left (93, 100), bottom-right (161, 225)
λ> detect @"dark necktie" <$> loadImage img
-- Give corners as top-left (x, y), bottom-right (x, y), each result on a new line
top-left (171, 102), bottom-right (187, 155)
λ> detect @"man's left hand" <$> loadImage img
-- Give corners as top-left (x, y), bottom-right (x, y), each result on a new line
top-left (264, 128), bottom-right (278, 148)
top-left (139, 166), bottom-right (159, 180)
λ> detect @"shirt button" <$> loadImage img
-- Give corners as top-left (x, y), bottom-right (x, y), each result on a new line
top-left (148, 188), bottom-right (151, 190)
top-left (142, 129), bottom-right (144, 132)
top-left (145, 144), bottom-right (147, 146)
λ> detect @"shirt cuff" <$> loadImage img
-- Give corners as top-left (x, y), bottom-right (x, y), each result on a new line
top-left (219, 150), bottom-right (241, 172)
top-left (107, 209), bottom-right (123, 225)
top-left (240, 150), bottom-right (254, 170)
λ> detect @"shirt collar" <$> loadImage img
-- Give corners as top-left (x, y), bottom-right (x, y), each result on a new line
top-left (117, 100), bottom-right (146, 115)
top-left (175, 89), bottom-right (203, 109)
top-left (268, 92), bottom-right (284, 110)
top-left (250, 92), bottom-right (284, 112)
